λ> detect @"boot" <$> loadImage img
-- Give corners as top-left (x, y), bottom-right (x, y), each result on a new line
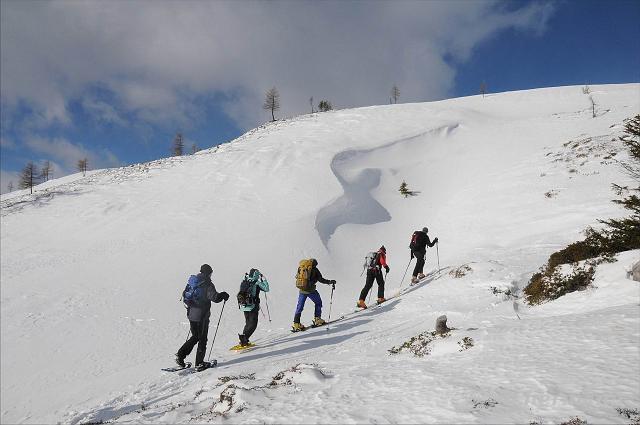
top-left (357, 299), bottom-right (368, 309)
top-left (292, 322), bottom-right (306, 332)
top-left (238, 334), bottom-right (249, 347)
top-left (376, 297), bottom-right (386, 305)
top-left (418, 273), bottom-right (426, 279)
top-left (410, 276), bottom-right (419, 284)
top-left (175, 354), bottom-right (186, 368)
top-left (313, 317), bottom-right (326, 327)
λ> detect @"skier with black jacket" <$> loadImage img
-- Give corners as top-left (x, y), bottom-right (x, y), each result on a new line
top-left (176, 264), bottom-right (230, 371)
top-left (409, 227), bottom-right (438, 284)
top-left (357, 245), bottom-right (390, 309)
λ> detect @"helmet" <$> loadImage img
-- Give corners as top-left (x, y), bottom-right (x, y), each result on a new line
top-left (422, 227), bottom-right (429, 233)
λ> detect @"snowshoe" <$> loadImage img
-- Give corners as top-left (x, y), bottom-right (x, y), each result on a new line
top-left (291, 322), bottom-right (306, 332)
top-left (311, 317), bottom-right (326, 327)
top-left (195, 360), bottom-right (217, 372)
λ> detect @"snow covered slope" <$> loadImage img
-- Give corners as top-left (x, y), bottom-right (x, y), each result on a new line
top-left (1, 84), bottom-right (639, 424)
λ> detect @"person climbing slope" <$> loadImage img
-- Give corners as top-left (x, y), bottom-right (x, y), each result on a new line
top-left (235, 268), bottom-right (270, 348)
top-left (357, 245), bottom-right (390, 309)
top-left (176, 264), bottom-right (230, 371)
top-left (409, 227), bottom-right (438, 284)
top-left (292, 258), bottom-right (336, 332)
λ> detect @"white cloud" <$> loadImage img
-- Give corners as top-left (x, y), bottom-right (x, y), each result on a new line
top-left (23, 136), bottom-right (121, 175)
top-left (0, 0), bottom-right (555, 132)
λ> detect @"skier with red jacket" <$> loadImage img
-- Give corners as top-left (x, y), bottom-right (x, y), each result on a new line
top-left (357, 245), bottom-right (390, 309)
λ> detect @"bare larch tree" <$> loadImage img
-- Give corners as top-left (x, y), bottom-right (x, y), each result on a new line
top-left (391, 85), bottom-right (400, 104)
top-left (77, 158), bottom-right (88, 176)
top-left (20, 162), bottom-right (39, 194)
top-left (263, 87), bottom-right (280, 121)
top-left (173, 133), bottom-right (184, 156)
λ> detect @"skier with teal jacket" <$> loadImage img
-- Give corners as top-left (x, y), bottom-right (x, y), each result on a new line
top-left (236, 268), bottom-right (270, 347)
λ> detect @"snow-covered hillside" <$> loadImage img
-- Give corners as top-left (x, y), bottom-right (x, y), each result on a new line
top-left (1, 84), bottom-right (639, 424)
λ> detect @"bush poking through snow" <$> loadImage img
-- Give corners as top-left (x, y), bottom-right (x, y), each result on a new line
top-left (560, 417), bottom-right (587, 425)
top-left (388, 330), bottom-right (450, 357)
top-left (525, 263), bottom-right (595, 305)
top-left (617, 408), bottom-right (640, 424)
top-left (449, 264), bottom-right (472, 278)
top-left (458, 337), bottom-right (474, 351)
top-left (472, 398), bottom-right (498, 409)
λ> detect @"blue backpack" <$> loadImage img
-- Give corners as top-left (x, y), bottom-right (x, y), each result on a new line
top-left (182, 275), bottom-right (206, 308)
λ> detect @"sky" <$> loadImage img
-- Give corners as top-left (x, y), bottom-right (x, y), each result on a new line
top-left (1, 0), bottom-right (639, 194)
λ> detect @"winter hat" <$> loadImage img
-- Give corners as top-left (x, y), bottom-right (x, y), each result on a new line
top-left (380, 245), bottom-right (386, 253)
top-left (422, 227), bottom-right (429, 233)
top-left (200, 264), bottom-right (213, 275)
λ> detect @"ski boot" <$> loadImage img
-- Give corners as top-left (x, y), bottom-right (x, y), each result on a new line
top-left (376, 297), bottom-right (386, 305)
top-left (312, 317), bottom-right (326, 327)
top-left (195, 360), bottom-right (217, 372)
top-left (175, 354), bottom-right (186, 368)
top-left (418, 273), bottom-right (426, 279)
top-left (292, 322), bottom-right (306, 332)
top-left (410, 276), bottom-right (419, 285)
top-left (357, 299), bottom-right (368, 309)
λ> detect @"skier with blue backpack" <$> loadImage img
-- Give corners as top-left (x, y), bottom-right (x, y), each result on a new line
top-left (175, 264), bottom-right (230, 371)
top-left (234, 268), bottom-right (270, 349)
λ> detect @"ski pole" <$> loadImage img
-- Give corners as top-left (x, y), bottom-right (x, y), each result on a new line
top-left (265, 293), bottom-right (272, 322)
top-left (207, 300), bottom-right (226, 362)
top-left (436, 241), bottom-right (440, 273)
top-left (327, 284), bottom-right (335, 331)
top-left (398, 257), bottom-right (414, 290)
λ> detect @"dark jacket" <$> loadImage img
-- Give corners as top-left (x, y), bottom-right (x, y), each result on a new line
top-left (187, 272), bottom-right (225, 322)
top-left (410, 230), bottom-right (436, 252)
top-left (300, 266), bottom-right (332, 294)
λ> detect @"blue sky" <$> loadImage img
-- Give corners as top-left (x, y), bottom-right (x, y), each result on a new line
top-left (1, 0), bottom-right (639, 193)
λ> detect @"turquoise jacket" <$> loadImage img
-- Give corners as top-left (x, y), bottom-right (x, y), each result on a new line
top-left (240, 278), bottom-right (270, 312)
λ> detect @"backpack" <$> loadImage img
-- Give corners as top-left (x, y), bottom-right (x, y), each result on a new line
top-left (237, 268), bottom-right (261, 307)
top-left (182, 275), bottom-right (205, 308)
top-left (296, 259), bottom-right (314, 290)
top-left (409, 231), bottom-right (421, 250)
top-left (364, 251), bottom-right (379, 270)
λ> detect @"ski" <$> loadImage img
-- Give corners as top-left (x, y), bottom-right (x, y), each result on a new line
top-left (161, 362), bottom-right (192, 372)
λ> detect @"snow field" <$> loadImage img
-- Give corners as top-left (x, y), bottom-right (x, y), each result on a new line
top-left (1, 83), bottom-right (639, 423)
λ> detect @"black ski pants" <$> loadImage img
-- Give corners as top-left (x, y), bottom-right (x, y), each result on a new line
top-left (359, 268), bottom-right (385, 300)
top-left (243, 307), bottom-right (259, 340)
top-left (177, 316), bottom-right (210, 366)
top-left (412, 249), bottom-right (426, 277)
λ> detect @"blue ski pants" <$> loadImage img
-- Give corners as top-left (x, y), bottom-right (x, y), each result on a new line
top-left (293, 290), bottom-right (322, 323)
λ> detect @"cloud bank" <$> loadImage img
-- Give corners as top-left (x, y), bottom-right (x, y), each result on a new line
top-left (1, 0), bottom-right (554, 133)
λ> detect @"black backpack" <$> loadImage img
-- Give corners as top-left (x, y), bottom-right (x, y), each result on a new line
top-left (237, 268), bottom-right (261, 307)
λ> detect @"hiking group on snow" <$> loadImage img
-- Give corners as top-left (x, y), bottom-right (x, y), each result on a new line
top-left (173, 227), bottom-right (438, 372)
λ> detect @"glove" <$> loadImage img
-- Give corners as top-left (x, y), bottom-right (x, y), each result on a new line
top-left (384, 265), bottom-right (390, 273)
top-left (434, 237), bottom-right (439, 244)
top-left (330, 280), bottom-right (336, 285)
top-left (219, 291), bottom-right (230, 302)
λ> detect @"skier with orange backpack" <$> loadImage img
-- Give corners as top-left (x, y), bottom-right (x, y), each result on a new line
top-left (292, 258), bottom-right (336, 332)
top-left (357, 245), bottom-right (390, 309)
